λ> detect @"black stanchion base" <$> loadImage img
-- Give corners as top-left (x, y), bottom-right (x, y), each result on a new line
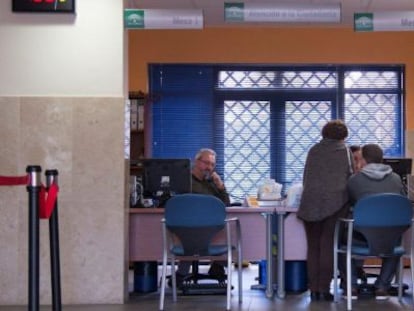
top-left (181, 282), bottom-right (228, 295)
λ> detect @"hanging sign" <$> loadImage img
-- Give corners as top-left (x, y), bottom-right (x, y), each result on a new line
top-left (354, 11), bottom-right (414, 32)
top-left (224, 2), bottom-right (341, 23)
top-left (124, 9), bottom-right (203, 29)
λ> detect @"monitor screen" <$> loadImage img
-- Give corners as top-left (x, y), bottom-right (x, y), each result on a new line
top-left (382, 158), bottom-right (412, 184)
top-left (142, 158), bottom-right (192, 201)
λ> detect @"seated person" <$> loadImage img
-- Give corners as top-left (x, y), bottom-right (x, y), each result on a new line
top-left (349, 145), bottom-right (365, 281)
top-left (341, 143), bottom-right (406, 300)
top-left (350, 145), bottom-right (363, 173)
top-left (171, 148), bottom-right (230, 287)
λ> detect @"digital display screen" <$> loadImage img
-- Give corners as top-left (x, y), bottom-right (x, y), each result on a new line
top-left (12, 0), bottom-right (75, 13)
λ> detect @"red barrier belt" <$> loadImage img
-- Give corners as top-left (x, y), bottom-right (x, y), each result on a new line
top-left (0, 175), bottom-right (29, 186)
top-left (0, 174), bottom-right (59, 219)
top-left (39, 183), bottom-right (59, 219)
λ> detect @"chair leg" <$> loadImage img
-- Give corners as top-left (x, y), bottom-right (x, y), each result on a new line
top-left (411, 253), bottom-right (414, 300)
top-left (159, 257), bottom-right (168, 310)
top-left (171, 258), bottom-right (177, 302)
top-left (398, 257), bottom-right (403, 300)
top-left (346, 252), bottom-right (352, 311)
top-left (238, 256), bottom-right (242, 303)
top-left (226, 254), bottom-right (231, 310)
top-left (333, 249), bottom-right (339, 302)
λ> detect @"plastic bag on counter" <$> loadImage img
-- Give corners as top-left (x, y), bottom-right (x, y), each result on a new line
top-left (257, 178), bottom-right (282, 200)
top-left (285, 183), bottom-right (303, 208)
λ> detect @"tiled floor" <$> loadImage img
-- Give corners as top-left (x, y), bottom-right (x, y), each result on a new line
top-left (1, 264), bottom-right (413, 310)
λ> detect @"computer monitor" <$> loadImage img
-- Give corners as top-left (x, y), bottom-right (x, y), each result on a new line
top-left (142, 158), bottom-right (192, 205)
top-left (382, 157), bottom-right (412, 185)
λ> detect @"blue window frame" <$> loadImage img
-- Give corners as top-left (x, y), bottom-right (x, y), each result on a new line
top-left (148, 64), bottom-right (404, 201)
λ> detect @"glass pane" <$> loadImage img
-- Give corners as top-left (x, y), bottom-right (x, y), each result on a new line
top-left (224, 100), bottom-right (271, 199)
top-left (344, 71), bottom-right (398, 89)
top-left (285, 101), bottom-right (332, 184)
top-left (282, 71), bottom-right (337, 88)
top-left (345, 93), bottom-right (401, 156)
top-left (218, 71), bottom-right (337, 89)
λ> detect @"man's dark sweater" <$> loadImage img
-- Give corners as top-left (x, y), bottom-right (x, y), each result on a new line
top-left (191, 174), bottom-right (230, 206)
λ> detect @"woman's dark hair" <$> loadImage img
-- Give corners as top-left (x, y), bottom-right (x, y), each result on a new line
top-left (321, 119), bottom-right (348, 140)
top-left (350, 145), bottom-right (361, 153)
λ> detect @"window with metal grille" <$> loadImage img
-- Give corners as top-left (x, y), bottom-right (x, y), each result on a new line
top-left (343, 70), bottom-right (402, 156)
top-left (148, 65), bottom-right (404, 202)
top-left (223, 100), bottom-right (271, 199)
top-left (284, 101), bottom-right (332, 185)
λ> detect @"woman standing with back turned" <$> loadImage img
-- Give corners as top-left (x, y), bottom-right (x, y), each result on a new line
top-left (297, 119), bottom-right (352, 301)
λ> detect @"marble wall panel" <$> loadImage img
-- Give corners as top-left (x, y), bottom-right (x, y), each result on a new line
top-left (0, 96), bottom-right (127, 305)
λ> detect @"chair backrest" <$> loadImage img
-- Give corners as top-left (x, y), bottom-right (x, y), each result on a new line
top-left (353, 193), bottom-right (413, 256)
top-left (164, 193), bottom-right (226, 256)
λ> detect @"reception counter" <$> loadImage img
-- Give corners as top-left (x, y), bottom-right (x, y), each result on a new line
top-left (129, 205), bottom-right (307, 299)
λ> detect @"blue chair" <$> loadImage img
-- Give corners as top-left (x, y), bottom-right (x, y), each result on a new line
top-left (159, 193), bottom-right (243, 310)
top-left (333, 193), bottom-right (414, 310)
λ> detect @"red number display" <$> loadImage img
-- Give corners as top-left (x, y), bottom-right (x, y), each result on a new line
top-left (12, 0), bottom-right (75, 13)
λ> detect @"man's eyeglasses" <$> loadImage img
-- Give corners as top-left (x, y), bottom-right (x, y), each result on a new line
top-left (198, 159), bottom-right (216, 167)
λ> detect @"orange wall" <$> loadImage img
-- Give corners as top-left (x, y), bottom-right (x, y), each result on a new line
top-left (129, 27), bottom-right (414, 129)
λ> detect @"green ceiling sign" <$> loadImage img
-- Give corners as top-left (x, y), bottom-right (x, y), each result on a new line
top-left (224, 3), bottom-right (244, 22)
top-left (224, 2), bottom-right (340, 23)
top-left (124, 9), bottom-right (203, 29)
top-left (354, 13), bottom-right (373, 32)
top-left (354, 11), bottom-right (414, 32)
top-left (124, 9), bottom-right (144, 29)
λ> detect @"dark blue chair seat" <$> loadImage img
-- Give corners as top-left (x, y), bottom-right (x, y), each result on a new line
top-left (340, 245), bottom-right (406, 257)
top-left (333, 193), bottom-right (414, 310)
top-left (159, 193), bottom-right (243, 311)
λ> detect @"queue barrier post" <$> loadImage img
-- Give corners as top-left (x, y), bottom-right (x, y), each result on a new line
top-left (46, 169), bottom-right (62, 311)
top-left (26, 165), bottom-right (42, 311)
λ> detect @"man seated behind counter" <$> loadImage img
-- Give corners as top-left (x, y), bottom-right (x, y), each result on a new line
top-left (342, 143), bottom-right (406, 300)
top-left (191, 148), bottom-right (230, 206)
top-left (171, 148), bottom-right (230, 287)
